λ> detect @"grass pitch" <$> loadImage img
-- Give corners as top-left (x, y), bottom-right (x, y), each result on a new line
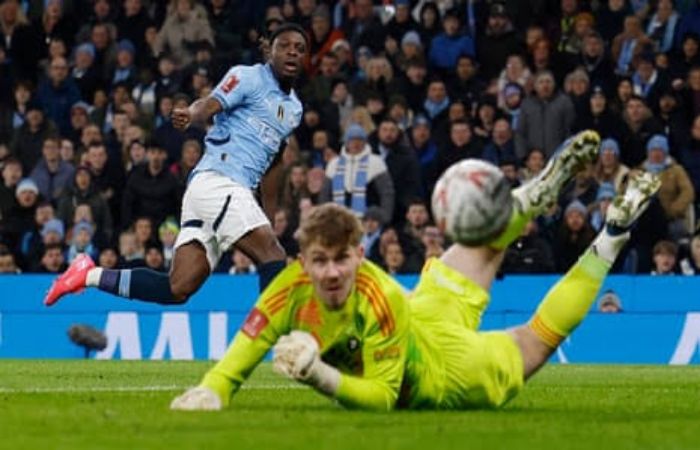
top-left (0, 362), bottom-right (697, 450)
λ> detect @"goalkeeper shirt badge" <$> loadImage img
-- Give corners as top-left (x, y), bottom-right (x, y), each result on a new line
top-left (242, 308), bottom-right (269, 339)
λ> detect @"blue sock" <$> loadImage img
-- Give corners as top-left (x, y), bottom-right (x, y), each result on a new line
top-left (98, 268), bottom-right (178, 304)
top-left (258, 260), bottom-right (286, 292)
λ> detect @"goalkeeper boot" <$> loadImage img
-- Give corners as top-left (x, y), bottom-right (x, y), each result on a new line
top-left (44, 253), bottom-right (95, 306)
top-left (605, 171), bottom-right (661, 234)
top-left (513, 129), bottom-right (601, 216)
top-left (170, 387), bottom-right (222, 411)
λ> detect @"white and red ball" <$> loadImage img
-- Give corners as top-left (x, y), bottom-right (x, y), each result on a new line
top-left (431, 159), bottom-right (513, 246)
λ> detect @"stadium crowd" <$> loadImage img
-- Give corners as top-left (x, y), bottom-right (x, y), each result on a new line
top-left (1, 0), bottom-right (700, 277)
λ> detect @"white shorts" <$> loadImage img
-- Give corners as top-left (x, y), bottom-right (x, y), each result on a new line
top-left (174, 171), bottom-right (270, 271)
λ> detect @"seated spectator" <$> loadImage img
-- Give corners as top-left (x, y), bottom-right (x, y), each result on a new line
top-left (435, 119), bottom-right (482, 179)
top-left (279, 162), bottom-right (310, 230)
top-left (598, 289), bottom-right (623, 313)
top-left (4, 179), bottom-right (40, 255)
top-left (272, 208), bottom-right (299, 259)
top-left (499, 157), bottom-right (521, 188)
top-left (646, 0), bottom-right (680, 53)
top-left (476, 2), bottom-right (522, 81)
top-left (643, 134), bottom-right (695, 240)
top-left (305, 5), bottom-right (344, 76)
top-left (153, 0), bottom-right (215, 69)
top-left (132, 216), bottom-right (154, 254)
top-left (496, 54), bottom-right (532, 109)
top-left (118, 230), bottom-right (144, 268)
top-left (98, 247), bottom-right (119, 269)
top-left (36, 56), bottom-right (81, 136)
top-left (651, 239), bottom-right (679, 275)
top-left (57, 165), bottom-right (113, 241)
top-left (169, 139), bottom-right (202, 185)
top-left (573, 86), bottom-right (625, 140)
top-left (381, 241), bottom-right (410, 274)
top-left (631, 53), bottom-right (670, 109)
top-left (20, 202), bottom-right (56, 266)
top-left (619, 95), bottom-right (665, 168)
top-left (158, 218), bottom-right (179, 270)
top-left (229, 249), bottom-right (257, 275)
top-left (408, 115), bottom-right (438, 197)
top-left (590, 182), bottom-right (617, 232)
top-left (35, 242), bottom-right (66, 273)
top-left (66, 220), bottom-right (98, 263)
top-left (111, 39), bottom-right (138, 88)
top-left (594, 138), bottom-right (630, 192)
top-left (502, 220), bottom-right (555, 274)
top-left (11, 105), bottom-right (57, 174)
top-left (0, 158), bottom-right (22, 224)
top-left (611, 15), bottom-right (652, 77)
top-left (0, 247), bottom-right (20, 274)
top-left (555, 200), bottom-right (596, 272)
top-left (144, 240), bottom-right (166, 272)
top-left (321, 124), bottom-right (395, 225)
top-left (519, 148), bottom-right (546, 183)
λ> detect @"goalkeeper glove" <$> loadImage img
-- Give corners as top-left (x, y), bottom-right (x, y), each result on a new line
top-left (273, 330), bottom-right (340, 395)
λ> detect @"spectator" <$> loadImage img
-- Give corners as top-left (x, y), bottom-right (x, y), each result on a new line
top-left (381, 241), bottom-right (409, 274)
top-left (643, 134), bottom-right (696, 240)
top-left (385, 0), bottom-right (418, 44)
top-left (476, 2), bottom-right (522, 82)
top-left (496, 54), bottom-right (532, 109)
top-left (646, 0), bottom-right (680, 53)
top-left (85, 142), bottom-right (124, 225)
top-left (669, 33), bottom-right (700, 83)
top-left (11, 104), bottom-right (57, 174)
top-left (0, 80), bottom-right (32, 143)
top-left (596, 0), bottom-right (632, 45)
top-left (0, 0), bottom-right (38, 82)
top-left (0, 247), bottom-right (19, 273)
top-left (594, 138), bottom-right (630, 192)
top-left (447, 54), bottom-right (484, 110)
top-left (352, 56), bottom-right (399, 106)
top-left (98, 246), bottom-right (119, 269)
top-left (397, 60), bottom-right (428, 114)
top-left (158, 217), bottom-right (179, 269)
top-left (19, 201), bottom-right (56, 267)
top-left (559, 163), bottom-right (600, 211)
top-left (631, 53), bottom-right (670, 108)
top-left (4, 178), bottom-right (40, 254)
top-left (417, 2), bottom-right (440, 49)
top-left (57, 165), bottom-right (113, 242)
top-left (371, 118), bottom-right (422, 225)
top-left (116, 0), bottom-right (153, 68)
top-left (30, 137), bottom-right (75, 203)
top-left (279, 162), bottom-right (310, 230)
top-left (321, 124), bottom-right (395, 224)
top-left (306, 5), bottom-right (344, 76)
top-left (302, 52), bottom-right (341, 105)
top-left (502, 220), bottom-right (555, 274)
top-left (619, 95), bottom-right (663, 167)
top-left (153, 93), bottom-right (205, 163)
top-left (118, 229), bottom-right (144, 268)
top-left (35, 242), bottom-right (66, 273)
top-left (611, 15), bottom-right (652, 77)
top-left (516, 70), bottom-right (576, 159)
top-left (555, 199), bottom-right (596, 272)
top-left (657, 91), bottom-right (690, 155)
top-left (36, 56), bottom-right (81, 136)
top-left (66, 220), bottom-right (98, 263)
top-left (111, 40), bottom-right (138, 88)
top-left (126, 140), bottom-right (147, 174)
top-left (393, 30), bottom-right (424, 73)
top-left (680, 231), bottom-right (700, 274)
top-left (481, 118), bottom-right (516, 166)
top-left (651, 239), bottom-right (679, 275)
top-left (520, 148), bottom-right (546, 183)
top-left (342, 0), bottom-right (386, 54)
top-left (590, 182), bottom-right (617, 232)
top-left (573, 86), bottom-right (625, 140)
top-left (153, 0), bottom-right (215, 69)
top-left (420, 224), bottom-right (445, 260)
top-left (360, 206), bottom-right (385, 264)
top-left (598, 289), bottom-right (623, 313)
top-left (144, 240), bottom-right (166, 272)
top-left (408, 115), bottom-right (438, 197)
top-left (169, 139), bottom-right (202, 185)
top-left (435, 119), bottom-right (482, 179)
top-left (499, 157), bottom-right (521, 188)
top-left (578, 32), bottom-right (616, 95)
top-left (428, 9), bottom-right (475, 74)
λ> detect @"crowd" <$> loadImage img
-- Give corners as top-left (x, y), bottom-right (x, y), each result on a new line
top-left (1, 0), bottom-right (700, 277)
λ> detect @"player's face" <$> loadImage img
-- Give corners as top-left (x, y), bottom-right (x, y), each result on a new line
top-left (271, 31), bottom-right (307, 80)
top-left (300, 242), bottom-right (364, 310)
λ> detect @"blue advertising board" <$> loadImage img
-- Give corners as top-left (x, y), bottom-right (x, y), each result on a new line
top-left (0, 274), bottom-right (698, 364)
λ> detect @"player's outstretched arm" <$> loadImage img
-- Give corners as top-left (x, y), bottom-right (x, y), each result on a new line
top-left (171, 97), bottom-right (223, 130)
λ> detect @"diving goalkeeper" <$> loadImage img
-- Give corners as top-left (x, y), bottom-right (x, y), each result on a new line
top-left (171, 130), bottom-right (661, 411)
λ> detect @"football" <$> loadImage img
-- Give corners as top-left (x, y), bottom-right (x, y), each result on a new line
top-left (431, 159), bottom-right (513, 246)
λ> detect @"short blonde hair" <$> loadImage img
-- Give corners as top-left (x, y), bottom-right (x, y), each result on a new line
top-left (297, 204), bottom-right (363, 251)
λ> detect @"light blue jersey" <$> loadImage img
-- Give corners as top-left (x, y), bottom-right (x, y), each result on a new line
top-left (193, 63), bottom-right (303, 188)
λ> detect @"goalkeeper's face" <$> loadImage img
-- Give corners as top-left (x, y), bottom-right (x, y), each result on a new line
top-left (300, 241), bottom-right (364, 310)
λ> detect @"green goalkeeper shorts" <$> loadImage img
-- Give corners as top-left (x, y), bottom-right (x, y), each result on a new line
top-left (403, 258), bottom-right (524, 410)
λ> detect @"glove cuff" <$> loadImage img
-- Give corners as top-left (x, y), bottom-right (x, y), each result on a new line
top-left (306, 358), bottom-right (341, 396)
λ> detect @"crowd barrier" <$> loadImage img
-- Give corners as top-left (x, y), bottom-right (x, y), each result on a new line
top-left (0, 274), bottom-right (698, 364)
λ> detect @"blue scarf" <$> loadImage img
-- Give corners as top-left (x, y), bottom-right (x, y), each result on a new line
top-left (617, 38), bottom-right (637, 75)
top-left (643, 157), bottom-right (670, 174)
top-left (423, 96), bottom-right (450, 119)
top-left (332, 153), bottom-right (370, 216)
top-left (646, 12), bottom-right (679, 53)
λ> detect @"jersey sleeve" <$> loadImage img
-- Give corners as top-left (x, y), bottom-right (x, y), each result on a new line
top-left (211, 66), bottom-right (258, 111)
top-left (333, 274), bottom-right (409, 411)
top-left (200, 264), bottom-right (301, 405)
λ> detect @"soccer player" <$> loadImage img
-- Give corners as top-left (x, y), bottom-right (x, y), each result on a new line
top-left (171, 131), bottom-right (661, 411)
top-left (44, 23), bottom-right (309, 306)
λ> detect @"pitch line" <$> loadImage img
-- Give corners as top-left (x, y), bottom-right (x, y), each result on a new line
top-left (0, 384), bottom-right (307, 394)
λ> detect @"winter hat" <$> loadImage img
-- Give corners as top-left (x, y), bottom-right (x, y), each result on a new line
top-left (565, 199), bottom-right (588, 217)
top-left (646, 134), bottom-right (669, 154)
top-left (344, 124), bottom-right (368, 143)
top-left (596, 182), bottom-right (616, 202)
top-left (600, 138), bottom-right (620, 156)
top-left (16, 178), bottom-right (39, 195)
top-left (41, 219), bottom-right (65, 240)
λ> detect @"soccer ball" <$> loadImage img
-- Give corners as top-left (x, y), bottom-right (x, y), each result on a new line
top-left (431, 159), bottom-right (513, 246)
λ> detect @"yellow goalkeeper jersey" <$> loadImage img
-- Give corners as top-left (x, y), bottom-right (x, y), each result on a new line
top-left (203, 259), bottom-right (410, 411)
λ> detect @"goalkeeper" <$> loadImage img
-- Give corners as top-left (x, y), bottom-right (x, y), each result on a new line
top-left (171, 130), bottom-right (661, 411)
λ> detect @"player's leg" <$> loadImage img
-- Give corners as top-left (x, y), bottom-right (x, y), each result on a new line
top-left (488, 130), bottom-right (601, 251)
top-left (235, 225), bottom-right (287, 292)
top-left (508, 171), bottom-right (661, 379)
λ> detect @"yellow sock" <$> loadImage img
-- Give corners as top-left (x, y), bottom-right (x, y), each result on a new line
top-left (488, 206), bottom-right (531, 250)
top-left (529, 249), bottom-right (611, 348)
top-left (200, 370), bottom-right (234, 407)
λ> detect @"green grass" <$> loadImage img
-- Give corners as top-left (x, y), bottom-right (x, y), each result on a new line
top-left (0, 362), bottom-right (698, 450)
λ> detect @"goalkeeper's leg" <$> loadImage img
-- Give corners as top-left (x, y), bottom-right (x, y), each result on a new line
top-left (507, 171), bottom-right (660, 379)
top-left (439, 130), bottom-right (601, 293)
